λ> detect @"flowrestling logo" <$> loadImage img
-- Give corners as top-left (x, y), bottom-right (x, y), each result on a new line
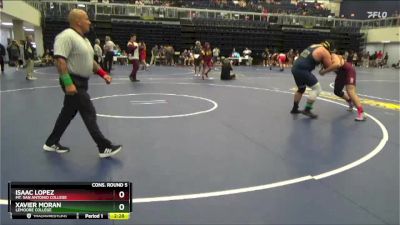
top-left (367, 11), bottom-right (388, 19)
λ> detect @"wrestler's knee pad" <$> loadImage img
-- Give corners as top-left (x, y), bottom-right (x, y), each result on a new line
top-left (309, 83), bottom-right (322, 101)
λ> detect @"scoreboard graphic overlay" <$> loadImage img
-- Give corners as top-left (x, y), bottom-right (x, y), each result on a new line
top-left (9, 182), bottom-right (132, 220)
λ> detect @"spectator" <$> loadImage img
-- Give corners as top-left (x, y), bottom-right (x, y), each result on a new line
top-left (202, 0), bottom-right (329, 16)
top-left (135, 0), bottom-right (144, 5)
top-left (93, 38), bottom-right (103, 66)
top-left (352, 52), bottom-right (358, 67)
top-left (179, 50), bottom-right (186, 65)
top-left (212, 47), bottom-right (220, 65)
top-left (8, 40), bottom-right (21, 69)
top-left (103, 36), bottom-right (115, 73)
top-left (362, 51), bottom-right (370, 68)
top-left (262, 48), bottom-right (270, 67)
top-left (376, 50), bottom-right (383, 67)
top-left (347, 50), bottom-right (354, 65)
top-left (115, 45), bottom-right (121, 55)
top-left (220, 56), bottom-right (235, 80)
top-left (165, 44), bottom-right (174, 66)
top-left (18, 40), bottom-right (25, 69)
top-left (139, 41), bottom-right (148, 70)
top-left (158, 45), bottom-right (166, 65)
top-left (193, 41), bottom-right (202, 76)
top-left (287, 49), bottom-right (295, 67)
top-left (391, 60), bottom-right (399, 69)
top-left (127, 33), bottom-right (139, 82)
top-left (187, 49), bottom-right (194, 66)
top-left (294, 49), bottom-right (299, 61)
top-left (370, 51), bottom-right (377, 67)
top-left (231, 48), bottom-right (240, 58)
top-left (379, 52), bottom-right (389, 68)
top-left (118, 50), bottom-right (128, 65)
top-left (150, 44), bottom-right (158, 65)
top-left (231, 48), bottom-right (240, 65)
top-left (42, 49), bottom-right (54, 66)
top-left (343, 51), bottom-right (349, 62)
top-left (0, 43), bottom-right (5, 73)
top-left (243, 47), bottom-right (252, 66)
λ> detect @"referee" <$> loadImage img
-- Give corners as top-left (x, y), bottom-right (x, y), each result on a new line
top-left (43, 9), bottom-right (122, 158)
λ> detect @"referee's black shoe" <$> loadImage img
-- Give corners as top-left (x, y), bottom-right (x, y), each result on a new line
top-left (43, 143), bottom-right (70, 153)
top-left (99, 145), bottom-right (122, 158)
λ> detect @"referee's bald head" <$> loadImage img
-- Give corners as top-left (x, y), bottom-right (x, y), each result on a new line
top-left (68, 9), bottom-right (86, 25)
top-left (68, 9), bottom-right (91, 34)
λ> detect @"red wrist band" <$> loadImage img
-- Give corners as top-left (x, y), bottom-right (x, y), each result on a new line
top-left (96, 68), bottom-right (107, 78)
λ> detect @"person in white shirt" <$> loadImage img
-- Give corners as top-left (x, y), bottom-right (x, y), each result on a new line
top-left (193, 41), bottom-right (202, 76)
top-left (127, 33), bottom-right (140, 82)
top-left (43, 9), bottom-right (121, 158)
top-left (103, 35), bottom-right (115, 73)
top-left (24, 35), bottom-right (37, 80)
top-left (243, 47), bottom-right (252, 66)
top-left (150, 45), bottom-right (158, 65)
top-left (212, 47), bottom-right (220, 65)
top-left (93, 38), bottom-right (102, 66)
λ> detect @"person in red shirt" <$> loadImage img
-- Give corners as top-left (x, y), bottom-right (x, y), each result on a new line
top-left (139, 41), bottom-right (148, 70)
top-left (377, 50), bottom-right (383, 59)
top-left (376, 50), bottom-right (383, 67)
top-left (201, 42), bottom-right (213, 80)
top-left (278, 52), bottom-right (286, 72)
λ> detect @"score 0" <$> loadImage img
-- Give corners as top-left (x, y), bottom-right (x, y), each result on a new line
top-left (114, 189), bottom-right (129, 212)
top-left (118, 191), bottom-right (126, 211)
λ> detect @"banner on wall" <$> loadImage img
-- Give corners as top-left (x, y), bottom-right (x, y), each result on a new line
top-left (340, 0), bottom-right (398, 19)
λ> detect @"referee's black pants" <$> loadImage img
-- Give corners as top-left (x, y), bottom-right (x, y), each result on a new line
top-left (46, 75), bottom-right (111, 150)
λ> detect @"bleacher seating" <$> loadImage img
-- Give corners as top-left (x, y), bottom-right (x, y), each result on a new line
top-left (111, 20), bottom-right (182, 52)
top-left (39, 0), bottom-right (362, 63)
top-left (106, 0), bottom-right (332, 17)
top-left (42, 16), bottom-right (362, 64)
top-left (180, 0), bottom-right (332, 17)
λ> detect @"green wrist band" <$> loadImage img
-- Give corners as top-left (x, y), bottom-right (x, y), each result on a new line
top-left (61, 74), bottom-right (73, 86)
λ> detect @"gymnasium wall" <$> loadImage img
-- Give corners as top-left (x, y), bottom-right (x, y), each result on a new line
top-left (1, 0), bottom-right (41, 27)
top-left (365, 43), bottom-right (399, 66)
top-left (365, 27), bottom-right (400, 43)
top-left (363, 27), bottom-right (400, 65)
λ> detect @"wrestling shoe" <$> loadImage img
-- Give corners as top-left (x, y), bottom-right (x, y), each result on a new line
top-left (355, 113), bottom-right (367, 122)
top-left (301, 110), bottom-right (318, 119)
